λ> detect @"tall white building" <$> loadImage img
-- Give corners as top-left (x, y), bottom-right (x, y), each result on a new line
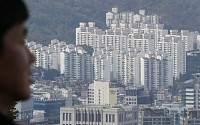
top-left (102, 27), bottom-right (130, 51)
top-left (117, 48), bottom-right (145, 85)
top-left (106, 8), bottom-right (158, 29)
top-left (93, 46), bottom-right (118, 81)
top-left (162, 33), bottom-right (186, 79)
top-left (140, 51), bottom-right (173, 91)
top-left (88, 81), bottom-right (117, 106)
top-left (60, 45), bottom-right (93, 82)
top-left (40, 46), bottom-right (49, 69)
top-left (76, 22), bottom-right (103, 47)
top-left (27, 39), bottom-right (66, 71)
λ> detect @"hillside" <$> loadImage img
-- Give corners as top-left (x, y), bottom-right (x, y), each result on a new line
top-left (24, 0), bottom-right (200, 45)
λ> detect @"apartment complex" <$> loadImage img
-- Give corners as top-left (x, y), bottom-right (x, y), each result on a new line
top-left (93, 45), bottom-right (173, 90)
top-left (76, 8), bottom-right (199, 82)
top-left (60, 45), bottom-right (93, 82)
top-left (27, 40), bottom-right (93, 82)
top-left (140, 51), bottom-right (173, 90)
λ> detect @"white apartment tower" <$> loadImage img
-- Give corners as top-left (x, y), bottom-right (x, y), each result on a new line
top-left (106, 8), bottom-right (158, 28)
top-left (93, 46), bottom-right (118, 81)
top-left (140, 51), bottom-right (173, 91)
top-left (102, 27), bottom-right (129, 51)
top-left (60, 45), bottom-right (93, 82)
top-left (162, 33), bottom-right (186, 79)
top-left (117, 48), bottom-right (144, 85)
top-left (76, 22), bottom-right (103, 47)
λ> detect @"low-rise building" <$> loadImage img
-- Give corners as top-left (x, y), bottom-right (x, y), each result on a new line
top-left (60, 105), bottom-right (138, 125)
top-left (31, 84), bottom-right (72, 123)
top-left (125, 85), bottom-right (151, 105)
top-left (181, 73), bottom-right (200, 109)
top-left (15, 97), bottom-right (34, 125)
top-left (88, 81), bottom-right (118, 106)
top-left (184, 110), bottom-right (200, 125)
top-left (138, 107), bottom-right (173, 125)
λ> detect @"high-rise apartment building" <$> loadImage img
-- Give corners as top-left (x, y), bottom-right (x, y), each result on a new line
top-left (117, 48), bottom-right (144, 85)
top-left (102, 27), bottom-right (130, 51)
top-left (106, 8), bottom-right (158, 29)
top-left (140, 51), bottom-right (173, 91)
top-left (60, 45), bottom-right (93, 82)
top-left (93, 46), bottom-right (118, 81)
top-left (76, 22), bottom-right (103, 47)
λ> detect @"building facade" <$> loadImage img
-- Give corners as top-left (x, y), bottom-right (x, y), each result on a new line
top-left (88, 81), bottom-right (117, 106)
top-left (60, 105), bottom-right (138, 125)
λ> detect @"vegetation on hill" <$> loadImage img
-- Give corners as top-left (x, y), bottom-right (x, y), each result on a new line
top-left (24, 0), bottom-right (200, 45)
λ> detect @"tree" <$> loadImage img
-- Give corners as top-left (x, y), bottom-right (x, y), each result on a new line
top-left (7, 102), bottom-right (19, 121)
top-left (80, 45), bottom-right (94, 55)
top-left (25, 0), bottom-right (200, 45)
top-left (44, 69), bottom-right (61, 80)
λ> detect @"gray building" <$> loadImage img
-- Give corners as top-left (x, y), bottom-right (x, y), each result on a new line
top-left (60, 105), bottom-right (138, 125)
top-left (138, 107), bottom-right (173, 125)
top-left (181, 73), bottom-right (200, 109)
top-left (182, 110), bottom-right (200, 125)
top-left (15, 97), bottom-right (34, 125)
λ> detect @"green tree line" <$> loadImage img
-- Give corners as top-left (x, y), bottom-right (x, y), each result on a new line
top-left (24, 0), bottom-right (200, 45)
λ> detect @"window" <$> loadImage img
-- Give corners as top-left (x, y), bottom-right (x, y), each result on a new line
top-left (63, 113), bottom-right (65, 121)
top-left (112, 114), bottom-right (115, 122)
top-left (85, 112), bottom-right (87, 121)
top-left (82, 112), bottom-right (85, 121)
top-left (66, 113), bottom-right (68, 121)
top-left (69, 113), bottom-right (72, 121)
top-left (109, 114), bottom-right (111, 122)
top-left (106, 114), bottom-right (108, 122)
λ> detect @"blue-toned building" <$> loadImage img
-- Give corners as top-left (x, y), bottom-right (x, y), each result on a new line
top-left (34, 99), bottom-right (65, 121)
top-left (186, 50), bottom-right (200, 78)
top-left (31, 84), bottom-right (72, 124)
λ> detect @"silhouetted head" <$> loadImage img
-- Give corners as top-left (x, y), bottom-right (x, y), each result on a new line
top-left (0, 0), bottom-right (29, 54)
top-left (0, 0), bottom-right (35, 103)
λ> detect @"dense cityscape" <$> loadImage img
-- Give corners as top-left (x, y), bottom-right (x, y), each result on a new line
top-left (15, 8), bottom-right (200, 125)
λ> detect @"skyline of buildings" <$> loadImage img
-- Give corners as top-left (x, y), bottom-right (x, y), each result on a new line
top-left (26, 8), bottom-right (200, 91)
top-left (20, 8), bottom-right (200, 125)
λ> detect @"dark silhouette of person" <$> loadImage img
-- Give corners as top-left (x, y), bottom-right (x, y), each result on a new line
top-left (0, 0), bottom-right (35, 124)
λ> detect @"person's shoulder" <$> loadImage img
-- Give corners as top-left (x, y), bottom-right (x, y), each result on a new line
top-left (0, 113), bottom-right (16, 125)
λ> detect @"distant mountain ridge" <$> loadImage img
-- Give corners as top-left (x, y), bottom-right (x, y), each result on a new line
top-left (24, 0), bottom-right (200, 45)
